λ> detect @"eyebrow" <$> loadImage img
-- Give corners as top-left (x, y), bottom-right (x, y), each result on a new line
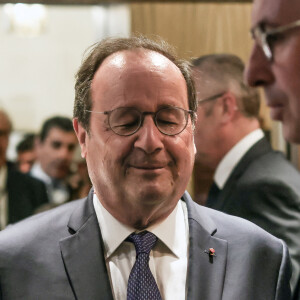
top-left (252, 20), bottom-right (282, 31)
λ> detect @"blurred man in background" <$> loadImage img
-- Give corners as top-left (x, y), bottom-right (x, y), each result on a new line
top-left (245, 0), bottom-right (300, 144)
top-left (16, 133), bottom-right (36, 173)
top-left (192, 54), bottom-right (300, 295)
top-left (245, 1), bottom-right (300, 297)
top-left (0, 109), bottom-right (47, 229)
top-left (30, 116), bottom-right (77, 205)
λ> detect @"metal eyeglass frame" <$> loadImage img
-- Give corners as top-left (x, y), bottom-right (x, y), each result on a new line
top-left (197, 92), bottom-right (225, 104)
top-left (85, 106), bottom-right (194, 136)
top-left (251, 19), bottom-right (300, 61)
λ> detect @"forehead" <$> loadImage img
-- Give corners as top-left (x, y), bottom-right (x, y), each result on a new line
top-left (252, 0), bottom-right (300, 26)
top-left (91, 49), bottom-right (188, 109)
top-left (44, 127), bottom-right (75, 142)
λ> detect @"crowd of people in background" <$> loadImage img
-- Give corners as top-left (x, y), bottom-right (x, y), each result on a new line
top-left (0, 110), bottom-right (91, 229)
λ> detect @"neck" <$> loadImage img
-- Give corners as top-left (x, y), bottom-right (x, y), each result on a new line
top-left (97, 191), bottom-right (177, 230)
top-left (217, 117), bottom-right (260, 164)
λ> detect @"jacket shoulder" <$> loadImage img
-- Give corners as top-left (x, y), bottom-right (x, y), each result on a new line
top-left (0, 198), bottom-right (86, 254)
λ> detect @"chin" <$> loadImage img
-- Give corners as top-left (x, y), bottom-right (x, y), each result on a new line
top-left (283, 124), bottom-right (300, 144)
top-left (132, 185), bottom-right (174, 206)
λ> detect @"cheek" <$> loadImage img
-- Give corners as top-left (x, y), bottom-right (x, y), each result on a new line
top-left (85, 133), bottom-right (133, 177)
top-left (171, 131), bottom-right (195, 171)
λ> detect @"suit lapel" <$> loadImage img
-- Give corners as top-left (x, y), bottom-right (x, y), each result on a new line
top-left (60, 190), bottom-right (114, 300)
top-left (184, 193), bottom-right (228, 300)
top-left (217, 137), bottom-right (272, 210)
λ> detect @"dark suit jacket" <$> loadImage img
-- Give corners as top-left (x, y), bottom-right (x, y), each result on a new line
top-left (206, 137), bottom-right (300, 296)
top-left (6, 162), bottom-right (48, 224)
top-left (0, 190), bottom-right (291, 300)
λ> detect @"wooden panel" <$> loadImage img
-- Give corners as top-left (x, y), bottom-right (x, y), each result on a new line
top-left (131, 3), bottom-right (252, 59)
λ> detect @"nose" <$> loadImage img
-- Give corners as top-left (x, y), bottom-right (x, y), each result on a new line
top-left (244, 43), bottom-right (274, 87)
top-left (57, 146), bottom-right (71, 161)
top-left (134, 115), bottom-right (164, 154)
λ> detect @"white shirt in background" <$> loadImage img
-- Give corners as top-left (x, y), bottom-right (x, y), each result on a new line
top-left (214, 128), bottom-right (264, 189)
top-left (30, 163), bottom-right (69, 204)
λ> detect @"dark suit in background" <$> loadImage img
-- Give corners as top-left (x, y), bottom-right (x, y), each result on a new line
top-left (206, 137), bottom-right (300, 291)
top-left (191, 54), bottom-right (300, 297)
top-left (0, 191), bottom-right (292, 300)
top-left (6, 162), bottom-right (48, 224)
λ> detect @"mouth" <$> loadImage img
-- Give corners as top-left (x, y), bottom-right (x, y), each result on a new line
top-left (130, 165), bottom-right (165, 170)
top-left (268, 103), bottom-right (285, 121)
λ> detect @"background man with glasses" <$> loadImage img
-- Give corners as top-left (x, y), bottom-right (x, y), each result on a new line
top-left (245, 0), bottom-right (300, 144)
top-left (192, 54), bottom-right (300, 297)
top-left (0, 36), bottom-right (292, 299)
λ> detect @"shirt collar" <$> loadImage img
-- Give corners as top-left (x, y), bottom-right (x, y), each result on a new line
top-left (93, 194), bottom-right (188, 259)
top-left (214, 128), bottom-right (264, 189)
top-left (30, 162), bottom-right (52, 185)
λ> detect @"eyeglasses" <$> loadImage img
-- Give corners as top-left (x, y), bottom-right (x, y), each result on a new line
top-left (86, 106), bottom-right (194, 136)
top-left (251, 19), bottom-right (300, 61)
top-left (197, 92), bottom-right (225, 104)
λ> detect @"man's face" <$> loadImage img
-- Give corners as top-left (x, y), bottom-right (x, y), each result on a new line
top-left (75, 49), bottom-right (195, 228)
top-left (37, 127), bottom-right (77, 179)
top-left (0, 113), bottom-right (10, 167)
top-left (194, 104), bottom-right (221, 171)
top-left (245, 0), bottom-right (300, 143)
top-left (17, 150), bottom-right (36, 173)
top-left (192, 70), bottom-right (222, 170)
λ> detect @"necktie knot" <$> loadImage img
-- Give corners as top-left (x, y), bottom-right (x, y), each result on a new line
top-left (127, 231), bottom-right (157, 256)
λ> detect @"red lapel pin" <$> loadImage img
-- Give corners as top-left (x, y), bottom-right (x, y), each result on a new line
top-left (204, 248), bottom-right (217, 259)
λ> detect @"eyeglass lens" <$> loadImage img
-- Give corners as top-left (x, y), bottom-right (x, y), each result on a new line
top-left (108, 107), bottom-right (188, 136)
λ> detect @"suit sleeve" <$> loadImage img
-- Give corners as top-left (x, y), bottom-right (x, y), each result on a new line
top-left (275, 240), bottom-right (292, 300)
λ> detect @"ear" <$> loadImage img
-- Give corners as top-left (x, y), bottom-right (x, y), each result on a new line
top-left (219, 92), bottom-right (238, 124)
top-left (73, 118), bottom-right (88, 158)
top-left (193, 136), bottom-right (197, 155)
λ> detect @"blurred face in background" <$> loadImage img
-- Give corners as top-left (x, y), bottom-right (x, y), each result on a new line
top-left (192, 69), bottom-right (223, 170)
top-left (0, 112), bottom-right (11, 168)
top-left (17, 150), bottom-right (36, 173)
top-left (245, 0), bottom-right (300, 143)
top-left (37, 127), bottom-right (77, 179)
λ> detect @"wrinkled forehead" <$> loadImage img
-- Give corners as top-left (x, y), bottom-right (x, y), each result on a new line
top-left (252, 0), bottom-right (300, 26)
top-left (90, 49), bottom-right (188, 110)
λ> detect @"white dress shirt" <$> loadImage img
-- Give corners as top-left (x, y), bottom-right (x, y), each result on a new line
top-left (93, 194), bottom-right (189, 300)
top-left (30, 163), bottom-right (69, 204)
top-left (214, 128), bottom-right (264, 189)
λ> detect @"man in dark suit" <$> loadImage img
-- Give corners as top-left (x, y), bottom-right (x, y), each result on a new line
top-left (191, 54), bottom-right (300, 296)
top-left (0, 37), bottom-right (292, 299)
top-left (30, 116), bottom-right (78, 205)
top-left (0, 110), bottom-right (48, 229)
